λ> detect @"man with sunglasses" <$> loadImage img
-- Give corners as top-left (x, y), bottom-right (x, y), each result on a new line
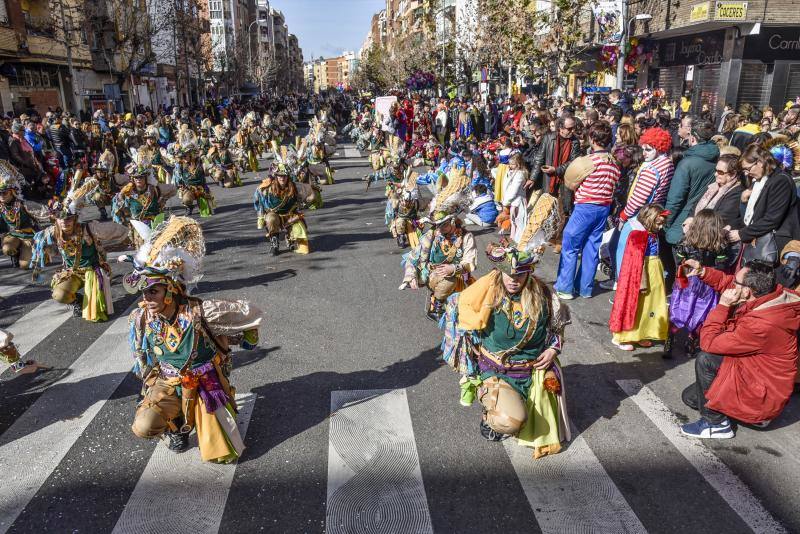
top-left (679, 259), bottom-right (800, 438)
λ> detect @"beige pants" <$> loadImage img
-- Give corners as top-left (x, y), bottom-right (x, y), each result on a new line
top-left (479, 376), bottom-right (528, 435)
top-left (212, 168), bottom-right (237, 188)
top-left (52, 273), bottom-right (84, 304)
top-left (131, 378), bottom-right (183, 439)
top-left (2, 235), bottom-right (32, 268)
top-left (181, 191), bottom-right (196, 207)
top-left (264, 212), bottom-right (282, 236)
top-left (427, 271), bottom-right (457, 301)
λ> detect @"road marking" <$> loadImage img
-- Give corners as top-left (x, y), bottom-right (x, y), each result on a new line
top-left (326, 389), bottom-right (433, 534)
top-left (0, 317), bottom-right (131, 533)
top-left (617, 380), bottom-right (787, 534)
top-left (0, 299), bottom-right (73, 374)
top-left (111, 393), bottom-right (256, 534)
top-left (0, 283), bottom-right (26, 301)
top-left (505, 430), bottom-right (647, 534)
top-left (344, 148), bottom-right (361, 158)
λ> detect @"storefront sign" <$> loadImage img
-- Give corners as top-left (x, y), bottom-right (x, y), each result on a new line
top-left (690, 2), bottom-right (711, 22)
top-left (715, 1), bottom-right (748, 20)
top-left (658, 30), bottom-right (725, 67)
top-left (743, 27), bottom-right (800, 61)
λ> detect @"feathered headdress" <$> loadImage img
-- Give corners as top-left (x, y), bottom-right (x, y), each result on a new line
top-left (422, 166), bottom-right (471, 225)
top-left (0, 160), bottom-right (24, 196)
top-left (763, 134), bottom-right (800, 173)
top-left (47, 177), bottom-right (99, 219)
top-left (485, 192), bottom-right (560, 274)
top-left (123, 216), bottom-right (205, 295)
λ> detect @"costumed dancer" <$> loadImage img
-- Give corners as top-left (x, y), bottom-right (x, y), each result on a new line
top-left (389, 167), bottom-right (421, 249)
top-left (253, 163), bottom-right (310, 255)
top-left (609, 204), bottom-right (670, 351)
top-left (273, 141), bottom-right (322, 211)
top-left (174, 145), bottom-right (215, 217)
top-left (206, 134), bottom-right (241, 188)
top-left (400, 166), bottom-right (477, 321)
top-left (0, 161), bottom-right (37, 269)
top-left (440, 192), bottom-right (569, 457)
top-left (86, 161), bottom-right (115, 221)
top-left (30, 182), bottom-right (128, 320)
top-left (416, 142), bottom-right (470, 197)
top-left (123, 216), bottom-right (263, 461)
top-left (141, 127), bottom-right (172, 184)
top-left (112, 163), bottom-right (176, 247)
top-left (0, 329), bottom-right (48, 376)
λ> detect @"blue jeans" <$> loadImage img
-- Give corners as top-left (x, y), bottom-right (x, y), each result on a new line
top-left (555, 203), bottom-right (610, 297)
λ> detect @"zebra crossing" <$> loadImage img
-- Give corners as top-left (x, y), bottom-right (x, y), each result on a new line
top-left (0, 144), bottom-right (795, 533)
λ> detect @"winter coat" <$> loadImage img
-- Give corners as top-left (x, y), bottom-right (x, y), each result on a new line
top-left (530, 131), bottom-right (580, 192)
top-left (664, 141), bottom-right (719, 245)
top-left (47, 123), bottom-right (72, 154)
top-left (713, 183), bottom-right (744, 230)
top-left (699, 267), bottom-right (800, 423)
top-left (739, 171), bottom-right (800, 254)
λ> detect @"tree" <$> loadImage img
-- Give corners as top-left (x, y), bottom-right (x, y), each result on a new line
top-left (532, 0), bottom-right (594, 95)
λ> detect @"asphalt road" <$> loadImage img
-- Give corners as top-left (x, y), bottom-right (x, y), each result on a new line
top-left (0, 141), bottom-right (798, 534)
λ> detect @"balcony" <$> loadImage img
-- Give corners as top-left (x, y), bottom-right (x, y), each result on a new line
top-left (24, 14), bottom-right (55, 37)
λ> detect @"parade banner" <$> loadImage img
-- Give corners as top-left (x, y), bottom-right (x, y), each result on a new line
top-left (592, 0), bottom-right (624, 45)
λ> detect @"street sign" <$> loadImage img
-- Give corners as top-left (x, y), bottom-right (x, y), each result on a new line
top-left (715, 1), bottom-right (748, 20)
top-left (690, 2), bottom-right (711, 22)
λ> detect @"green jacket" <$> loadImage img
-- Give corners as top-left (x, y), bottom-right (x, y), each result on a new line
top-left (664, 141), bottom-right (719, 245)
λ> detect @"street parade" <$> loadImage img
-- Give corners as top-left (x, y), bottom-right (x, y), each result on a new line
top-left (2, 0), bottom-right (800, 532)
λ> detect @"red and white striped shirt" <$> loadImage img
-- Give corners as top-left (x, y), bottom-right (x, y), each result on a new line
top-left (621, 154), bottom-right (675, 221)
top-left (574, 152), bottom-right (621, 206)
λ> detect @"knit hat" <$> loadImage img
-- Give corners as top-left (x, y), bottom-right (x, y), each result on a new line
top-left (638, 127), bottom-right (672, 154)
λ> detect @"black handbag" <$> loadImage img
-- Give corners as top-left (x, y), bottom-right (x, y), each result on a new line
top-left (742, 231), bottom-right (778, 264)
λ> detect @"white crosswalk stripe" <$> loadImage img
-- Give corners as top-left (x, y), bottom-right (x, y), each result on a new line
top-left (327, 389), bottom-right (433, 534)
top-left (505, 430), bottom-right (647, 534)
top-left (111, 393), bottom-right (256, 534)
top-left (618, 379), bottom-right (787, 534)
top-left (0, 298), bottom-right (73, 375)
top-left (0, 317), bottom-right (130, 533)
top-left (343, 148), bottom-right (361, 158)
top-left (0, 282), bottom-right (26, 301)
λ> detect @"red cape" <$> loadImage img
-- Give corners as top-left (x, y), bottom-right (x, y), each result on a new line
top-left (609, 230), bottom-right (648, 333)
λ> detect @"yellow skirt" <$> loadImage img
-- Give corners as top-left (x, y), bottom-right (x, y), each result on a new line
top-left (494, 164), bottom-right (508, 204)
top-left (613, 256), bottom-right (669, 344)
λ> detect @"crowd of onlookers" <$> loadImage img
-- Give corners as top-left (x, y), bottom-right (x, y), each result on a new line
top-left (360, 88), bottom-right (800, 440)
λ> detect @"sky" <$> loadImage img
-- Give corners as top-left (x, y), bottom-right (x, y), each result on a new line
top-left (272, 0), bottom-right (385, 62)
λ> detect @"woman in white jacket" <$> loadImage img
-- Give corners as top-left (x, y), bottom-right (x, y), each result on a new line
top-left (501, 153), bottom-right (529, 242)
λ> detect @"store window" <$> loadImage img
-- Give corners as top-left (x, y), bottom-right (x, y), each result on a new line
top-left (786, 64), bottom-right (800, 103)
top-left (737, 63), bottom-right (771, 110)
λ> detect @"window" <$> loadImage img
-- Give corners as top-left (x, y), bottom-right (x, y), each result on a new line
top-left (0, 0), bottom-right (8, 24)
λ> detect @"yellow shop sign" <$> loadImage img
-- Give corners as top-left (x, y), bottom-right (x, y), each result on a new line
top-left (715, 1), bottom-right (748, 20)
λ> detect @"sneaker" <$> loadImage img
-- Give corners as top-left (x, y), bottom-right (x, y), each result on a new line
top-left (167, 431), bottom-right (190, 452)
top-left (598, 279), bottom-right (616, 290)
top-left (71, 300), bottom-right (83, 317)
top-left (680, 418), bottom-right (734, 439)
top-left (555, 291), bottom-right (575, 300)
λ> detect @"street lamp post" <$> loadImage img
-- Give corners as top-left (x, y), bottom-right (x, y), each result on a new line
top-left (616, 10), bottom-right (652, 90)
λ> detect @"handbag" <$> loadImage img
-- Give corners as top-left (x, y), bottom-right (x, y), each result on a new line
top-left (742, 231), bottom-right (777, 264)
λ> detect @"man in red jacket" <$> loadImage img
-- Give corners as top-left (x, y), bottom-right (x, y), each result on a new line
top-left (680, 259), bottom-right (800, 439)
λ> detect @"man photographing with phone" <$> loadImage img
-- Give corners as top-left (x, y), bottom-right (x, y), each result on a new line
top-left (679, 259), bottom-right (800, 439)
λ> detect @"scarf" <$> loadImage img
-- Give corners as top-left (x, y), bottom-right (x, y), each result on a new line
top-left (694, 180), bottom-right (738, 214)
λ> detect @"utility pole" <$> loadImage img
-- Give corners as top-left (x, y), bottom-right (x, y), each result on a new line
top-left (616, 0), bottom-right (628, 90)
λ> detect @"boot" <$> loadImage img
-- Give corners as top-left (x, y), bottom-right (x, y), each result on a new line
top-left (9, 254), bottom-right (19, 268)
top-left (71, 299), bottom-right (82, 317)
top-left (98, 207), bottom-right (109, 221)
top-left (396, 234), bottom-right (404, 248)
top-left (426, 298), bottom-right (444, 322)
top-left (267, 235), bottom-right (279, 256)
top-left (183, 205), bottom-right (193, 216)
top-left (479, 420), bottom-right (510, 442)
top-left (684, 335), bottom-right (699, 358)
top-left (166, 430), bottom-right (190, 453)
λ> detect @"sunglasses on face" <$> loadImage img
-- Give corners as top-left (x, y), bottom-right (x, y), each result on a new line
top-left (715, 168), bottom-right (731, 175)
